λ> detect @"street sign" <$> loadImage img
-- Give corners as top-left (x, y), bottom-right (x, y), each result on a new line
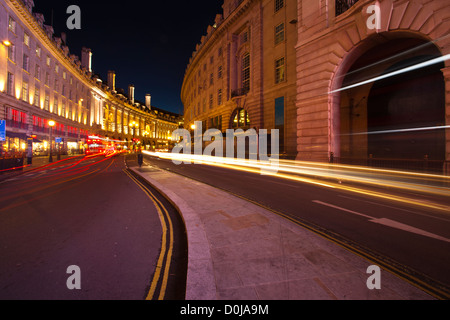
top-left (55, 137), bottom-right (62, 143)
top-left (0, 120), bottom-right (5, 142)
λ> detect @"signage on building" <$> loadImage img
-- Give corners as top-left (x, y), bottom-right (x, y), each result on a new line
top-left (55, 137), bottom-right (62, 143)
top-left (0, 120), bottom-right (6, 142)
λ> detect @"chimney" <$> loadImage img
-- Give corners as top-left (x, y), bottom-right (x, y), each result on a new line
top-left (145, 94), bottom-right (151, 109)
top-left (107, 71), bottom-right (116, 91)
top-left (128, 85), bottom-right (135, 104)
top-left (81, 47), bottom-right (92, 73)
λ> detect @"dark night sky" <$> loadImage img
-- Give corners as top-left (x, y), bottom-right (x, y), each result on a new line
top-left (32, 0), bottom-right (224, 115)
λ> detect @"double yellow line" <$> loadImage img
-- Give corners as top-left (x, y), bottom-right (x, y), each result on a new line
top-left (122, 169), bottom-right (174, 300)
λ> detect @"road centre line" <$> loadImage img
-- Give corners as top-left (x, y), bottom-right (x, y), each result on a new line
top-left (338, 195), bottom-right (450, 222)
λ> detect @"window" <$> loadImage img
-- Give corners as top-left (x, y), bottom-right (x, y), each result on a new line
top-left (7, 72), bottom-right (14, 96)
top-left (55, 64), bottom-right (59, 74)
top-left (36, 46), bottom-right (41, 57)
top-left (54, 98), bottom-right (58, 114)
top-left (242, 52), bottom-right (250, 91)
top-left (218, 47), bottom-right (223, 57)
top-left (35, 65), bottom-right (41, 80)
top-left (23, 54), bottom-right (30, 72)
top-left (232, 108), bottom-right (251, 129)
top-left (275, 97), bottom-right (285, 150)
top-left (22, 81), bottom-right (29, 102)
top-left (62, 101), bottom-right (66, 117)
top-left (44, 95), bottom-right (50, 111)
top-left (34, 88), bottom-right (40, 107)
top-left (275, 0), bottom-right (284, 12)
top-left (210, 56), bottom-right (214, 65)
top-left (24, 33), bottom-right (30, 47)
top-left (8, 17), bottom-right (16, 33)
top-left (210, 73), bottom-right (214, 86)
top-left (8, 43), bottom-right (16, 62)
top-left (218, 66), bottom-right (223, 79)
top-left (63, 71), bottom-right (67, 80)
top-left (46, 56), bottom-right (51, 66)
top-left (54, 79), bottom-right (58, 92)
top-left (275, 57), bottom-right (285, 84)
top-left (241, 31), bottom-right (249, 44)
top-left (45, 72), bottom-right (50, 86)
top-left (218, 89), bottom-right (223, 106)
top-left (209, 94), bottom-right (213, 108)
top-left (275, 23), bottom-right (285, 45)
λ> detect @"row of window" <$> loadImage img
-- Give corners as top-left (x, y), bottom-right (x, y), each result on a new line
top-left (6, 106), bottom-right (86, 136)
top-left (6, 71), bottom-right (85, 122)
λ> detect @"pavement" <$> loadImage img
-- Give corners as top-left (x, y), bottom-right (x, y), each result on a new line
top-left (130, 162), bottom-right (436, 300)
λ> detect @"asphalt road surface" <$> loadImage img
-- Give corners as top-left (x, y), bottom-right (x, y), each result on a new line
top-left (0, 153), bottom-right (187, 300)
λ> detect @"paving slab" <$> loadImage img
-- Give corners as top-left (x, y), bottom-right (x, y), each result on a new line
top-left (130, 164), bottom-right (434, 300)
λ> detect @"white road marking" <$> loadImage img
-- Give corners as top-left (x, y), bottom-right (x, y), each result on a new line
top-left (313, 200), bottom-right (450, 243)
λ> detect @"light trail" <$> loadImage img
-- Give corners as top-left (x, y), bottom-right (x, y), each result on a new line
top-left (329, 54), bottom-right (450, 94)
top-left (142, 151), bottom-right (450, 212)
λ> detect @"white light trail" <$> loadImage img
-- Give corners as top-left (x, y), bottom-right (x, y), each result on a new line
top-left (329, 54), bottom-right (450, 94)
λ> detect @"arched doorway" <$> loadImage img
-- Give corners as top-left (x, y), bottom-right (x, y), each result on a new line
top-left (230, 108), bottom-right (251, 130)
top-left (338, 36), bottom-right (446, 169)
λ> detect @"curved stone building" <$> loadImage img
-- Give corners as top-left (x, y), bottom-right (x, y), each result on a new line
top-left (296, 0), bottom-right (450, 173)
top-left (0, 0), bottom-right (181, 159)
top-left (181, 0), bottom-right (298, 157)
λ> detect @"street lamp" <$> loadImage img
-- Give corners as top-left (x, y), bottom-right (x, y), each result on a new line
top-left (48, 120), bottom-right (55, 162)
top-left (129, 121), bottom-right (139, 152)
top-left (2, 40), bottom-right (11, 47)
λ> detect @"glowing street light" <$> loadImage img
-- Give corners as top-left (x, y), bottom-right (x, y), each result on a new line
top-left (2, 40), bottom-right (11, 47)
top-left (48, 120), bottom-right (56, 163)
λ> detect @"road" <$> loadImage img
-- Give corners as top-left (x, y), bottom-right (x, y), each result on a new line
top-left (142, 154), bottom-right (450, 299)
top-left (0, 153), bottom-right (187, 300)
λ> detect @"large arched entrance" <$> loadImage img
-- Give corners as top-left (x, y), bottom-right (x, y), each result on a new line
top-left (338, 35), bottom-right (446, 170)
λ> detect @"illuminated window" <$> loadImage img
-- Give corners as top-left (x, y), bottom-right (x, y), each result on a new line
top-left (275, 57), bottom-right (285, 84)
top-left (275, 23), bottom-right (285, 45)
top-left (36, 46), bottom-right (41, 57)
top-left (44, 95), bottom-right (49, 111)
top-left (232, 108), bottom-right (250, 129)
top-left (8, 17), bottom-right (16, 33)
top-left (275, 0), bottom-right (284, 12)
top-left (24, 33), bottom-right (30, 47)
top-left (46, 56), bottom-right (51, 66)
top-left (22, 81), bottom-right (29, 102)
top-left (34, 88), bottom-right (40, 107)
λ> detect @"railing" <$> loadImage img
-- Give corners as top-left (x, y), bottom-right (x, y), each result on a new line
top-left (6, 120), bottom-right (28, 130)
top-left (336, 0), bottom-right (360, 17)
top-left (231, 88), bottom-right (249, 98)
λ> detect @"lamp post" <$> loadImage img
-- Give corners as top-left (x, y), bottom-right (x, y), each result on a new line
top-left (129, 121), bottom-right (139, 152)
top-left (48, 120), bottom-right (55, 163)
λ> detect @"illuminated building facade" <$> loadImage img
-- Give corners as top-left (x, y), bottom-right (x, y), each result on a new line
top-left (0, 0), bottom-right (181, 158)
top-left (181, 0), bottom-right (298, 157)
top-left (296, 0), bottom-right (450, 173)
